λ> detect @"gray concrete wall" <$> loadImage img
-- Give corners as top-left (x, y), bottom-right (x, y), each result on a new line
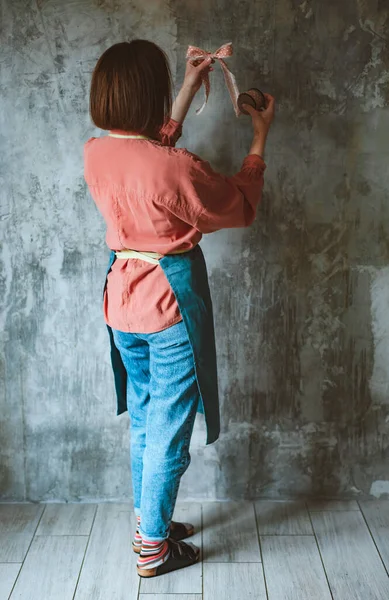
top-left (1, 0), bottom-right (389, 501)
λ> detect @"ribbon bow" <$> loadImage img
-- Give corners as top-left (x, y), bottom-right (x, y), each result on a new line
top-left (186, 42), bottom-right (241, 117)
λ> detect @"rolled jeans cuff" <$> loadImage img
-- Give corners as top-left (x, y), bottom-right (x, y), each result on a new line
top-left (139, 527), bottom-right (169, 543)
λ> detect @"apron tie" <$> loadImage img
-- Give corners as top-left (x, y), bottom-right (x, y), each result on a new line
top-left (115, 248), bottom-right (189, 265)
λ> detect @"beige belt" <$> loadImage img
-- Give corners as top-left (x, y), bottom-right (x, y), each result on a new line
top-left (115, 248), bottom-right (188, 265)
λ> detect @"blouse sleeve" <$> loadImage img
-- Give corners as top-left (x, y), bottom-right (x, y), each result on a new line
top-left (159, 118), bottom-right (183, 147)
top-left (168, 151), bottom-right (266, 232)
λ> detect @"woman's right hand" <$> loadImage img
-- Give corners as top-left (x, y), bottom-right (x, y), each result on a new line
top-left (243, 93), bottom-right (275, 139)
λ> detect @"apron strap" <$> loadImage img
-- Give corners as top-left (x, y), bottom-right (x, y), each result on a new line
top-left (115, 249), bottom-right (161, 265)
top-left (115, 248), bottom-right (191, 265)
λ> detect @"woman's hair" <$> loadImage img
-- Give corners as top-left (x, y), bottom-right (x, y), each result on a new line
top-left (90, 40), bottom-right (173, 137)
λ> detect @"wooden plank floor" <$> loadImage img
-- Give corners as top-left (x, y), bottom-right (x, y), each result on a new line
top-left (1, 500), bottom-right (389, 599)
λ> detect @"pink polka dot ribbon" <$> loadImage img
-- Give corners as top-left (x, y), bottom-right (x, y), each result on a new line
top-left (186, 42), bottom-right (241, 117)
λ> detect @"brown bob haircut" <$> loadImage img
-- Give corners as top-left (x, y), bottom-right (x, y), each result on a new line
top-left (90, 40), bottom-right (173, 138)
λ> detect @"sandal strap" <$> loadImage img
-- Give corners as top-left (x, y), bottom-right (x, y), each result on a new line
top-left (171, 521), bottom-right (192, 537)
top-left (168, 538), bottom-right (197, 561)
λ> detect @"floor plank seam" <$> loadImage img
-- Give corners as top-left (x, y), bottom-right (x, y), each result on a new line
top-left (201, 503), bottom-right (204, 600)
top-left (203, 561), bottom-right (263, 563)
top-left (253, 501), bottom-right (270, 600)
top-left (257, 533), bottom-right (315, 537)
top-left (305, 501), bottom-right (335, 600)
top-left (7, 503), bottom-right (47, 600)
top-left (34, 534), bottom-right (90, 537)
top-left (357, 500), bottom-right (389, 579)
top-left (71, 503), bottom-right (98, 600)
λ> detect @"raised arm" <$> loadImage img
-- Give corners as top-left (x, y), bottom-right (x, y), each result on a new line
top-left (171, 56), bottom-right (213, 124)
top-left (160, 55), bottom-right (214, 146)
top-left (164, 93), bottom-right (275, 232)
top-left (174, 151), bottom-right (267, 233)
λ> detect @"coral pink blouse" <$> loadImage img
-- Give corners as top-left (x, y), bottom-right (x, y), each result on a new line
top-left (84, 118), bottom-right (266, 333)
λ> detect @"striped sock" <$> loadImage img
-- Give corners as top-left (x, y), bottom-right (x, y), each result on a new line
top-left (133, 515), bottom-right (142, 550)
top-left (137, 538), bottom-right (170, 570)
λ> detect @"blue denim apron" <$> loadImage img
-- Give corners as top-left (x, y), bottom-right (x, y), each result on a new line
top-left (103, 245), bottom-right (220, 445)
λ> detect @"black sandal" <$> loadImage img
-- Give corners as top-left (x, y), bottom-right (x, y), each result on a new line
top-left (137, 537), bottom-right (200, 578)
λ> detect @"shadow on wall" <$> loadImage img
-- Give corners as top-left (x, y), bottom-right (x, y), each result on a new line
top-left (206, 165), bottom-right (384, 501)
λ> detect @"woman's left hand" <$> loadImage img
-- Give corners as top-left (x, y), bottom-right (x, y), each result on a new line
top-left (183, 56), bottom-right (214, 94)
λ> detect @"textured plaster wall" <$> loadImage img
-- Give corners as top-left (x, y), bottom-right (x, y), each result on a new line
top-left (1, 0), bottom-right (389, 501)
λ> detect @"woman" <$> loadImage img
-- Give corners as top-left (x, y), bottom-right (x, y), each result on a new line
top-left (84, 39), bottom-right (274, 578)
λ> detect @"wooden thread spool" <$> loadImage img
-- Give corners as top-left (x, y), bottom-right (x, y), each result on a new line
top-left (237, 88), bottom-right (266, 114)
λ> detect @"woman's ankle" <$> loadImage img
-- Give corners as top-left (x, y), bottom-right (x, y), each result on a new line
top-left (137, 538), bottom-right (170, 570)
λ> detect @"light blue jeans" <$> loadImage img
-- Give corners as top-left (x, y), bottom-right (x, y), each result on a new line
top-left (112, 320), bottom-right (200, 541)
